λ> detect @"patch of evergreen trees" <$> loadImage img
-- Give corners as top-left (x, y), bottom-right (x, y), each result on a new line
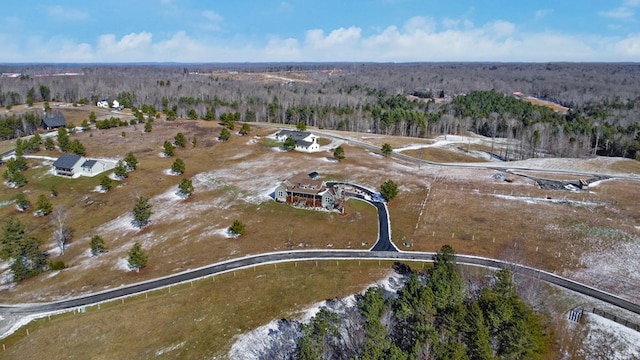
top-left (293, 245), bottom-right (550, 359)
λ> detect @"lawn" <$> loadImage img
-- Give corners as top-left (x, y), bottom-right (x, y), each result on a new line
top-left (0, 261), bottom-right (394, 359)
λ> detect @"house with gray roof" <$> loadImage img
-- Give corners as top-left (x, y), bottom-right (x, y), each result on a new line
top-left (52, 154), bottom-right (85, 177)
top-left (41, 114), bottom-right (67, 131)
top-left (274, 130), bottom-right (320, 153)
top-left (52, 155), bottom-right (109, 177)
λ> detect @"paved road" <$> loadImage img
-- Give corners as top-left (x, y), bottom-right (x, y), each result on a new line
top-left (311, 128), bottom-right (640, 181)
top-left (327, 181), bottom-right (397, 252)
top-left (2, 251), bottom-right (639, 317)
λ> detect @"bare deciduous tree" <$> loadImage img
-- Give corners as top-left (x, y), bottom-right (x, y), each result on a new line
top-left (52, 210), bottom-right (73, 255)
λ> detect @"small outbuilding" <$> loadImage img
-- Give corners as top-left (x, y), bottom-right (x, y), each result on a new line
top-left (81, 159), bottom-right (106, 176)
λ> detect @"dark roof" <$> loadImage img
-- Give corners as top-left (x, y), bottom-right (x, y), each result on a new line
top-left (53, 154), bottom-right (82, 169)
top-left (296, 140), bottom-right (314, 148)
top-left (277, 130), bottom-right (312, 141)
top-left (308, 171), bottom-right (319, 179)
top-left (82, 159), bottom-right (97, 168)
top-left (42, 114), bottom-right (66, 128)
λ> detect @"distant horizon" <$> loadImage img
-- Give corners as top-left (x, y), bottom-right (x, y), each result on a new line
top-left (1, 1), bottom-right (639, 63)
top-left (1, 61), bottom-right (639, 66)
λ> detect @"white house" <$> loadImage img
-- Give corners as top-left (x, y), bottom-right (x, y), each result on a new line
top-left (97, 99), bottom-right (110, 108)
top-left (111, 100), bottom-right (120, 109)
top-left (52, 155), bottom-right (109, 177)
top-left (274, 130), bottom-right (320, 153)
top-left (52, 154), bottom-right (86, 177)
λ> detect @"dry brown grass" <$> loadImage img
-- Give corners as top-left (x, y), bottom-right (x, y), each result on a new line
top-left (3, 117), bottom-right (638, 304)
top-left (0, 261), bottom-right (393, 359)
top-left (403, 147), bottom-right (486, 163)
top-left (1, 110), bottom-right (639, 357)
top-left (0, 120), bottom-right (378, 302)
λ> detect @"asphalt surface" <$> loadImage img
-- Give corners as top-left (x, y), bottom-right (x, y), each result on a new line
top-left (327, 181), bottom-right (397, 252)
top-left (2, 251), bottom-right (639, 318)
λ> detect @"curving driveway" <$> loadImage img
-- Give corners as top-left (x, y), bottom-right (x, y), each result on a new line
top-left (327, 181), bottom-right (397, 252)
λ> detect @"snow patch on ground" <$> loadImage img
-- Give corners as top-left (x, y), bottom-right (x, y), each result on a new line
top-left (489, 193), bottom-right (602, 207)
top-left (578, 313), bottom-right (640, 359)
top-left (163, 168), bottom-right (181, 176)
top-left (569, 233), bottom-right (640, 303)
top-left (92, 185), bottom-right (107, 193)
top-left (213, 227), bottom-right (237, 239)
top-left (0, 200), bottom-right (14, 209)
top-left (114, 258), bottom-right (131, 272)
top-left (229, 270), bottom-right (401, 359)
top-left (155, 341), bottom-right (186, 356)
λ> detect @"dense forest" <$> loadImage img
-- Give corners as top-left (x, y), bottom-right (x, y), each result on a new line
top-left (1, 62), bottom-right (639, 159)
top-left (250, 246), bottom-right (550, 359)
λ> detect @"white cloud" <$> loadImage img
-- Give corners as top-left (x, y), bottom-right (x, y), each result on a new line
top-left (615, 34), bottom-right (640, 56)
top-left (202, 10), bottom-right (223, 22)
top-left (2, 15), bottom-right (640, 62)
top-left (279, 2), bottom-right (293, 11)
top-left (97, 32), bottom-right (153, 60)
top-left (199, 10), bottom-right (224, 32)
top-left (264, 37), bottom-right (301, 61)
top-left (535, 9), bottom-right (553, 19)
top-left (305, 26), bottom-right (361, 49)
top-left (47, 6), bottom-right (90, 22)
top-left (487, 20), bottom-right (516, 38)
top-left (599, 0), bottom-right (639, 19)
top-left (600, 7), bottom-right (635, 19)
top-left (403, 16), bottom-right (435, 34)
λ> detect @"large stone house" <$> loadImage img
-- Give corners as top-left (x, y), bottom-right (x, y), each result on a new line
top-left (274, 173), bottom-right (341, 210)
top-left (274, 130), bottom-right (320, 152)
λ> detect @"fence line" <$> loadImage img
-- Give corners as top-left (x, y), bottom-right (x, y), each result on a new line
top-left (591, 307), bottom-right (640, 332)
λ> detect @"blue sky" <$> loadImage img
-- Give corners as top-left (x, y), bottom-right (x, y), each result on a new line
top-left (1, 0), bottom-right (639, 62)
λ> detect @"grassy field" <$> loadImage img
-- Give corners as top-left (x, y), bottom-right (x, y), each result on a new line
top-left (0, 261), bottom-right (395, 359)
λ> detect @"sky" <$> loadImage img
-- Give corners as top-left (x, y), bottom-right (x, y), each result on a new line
top-left (0, 0), bottom-right (639, 63)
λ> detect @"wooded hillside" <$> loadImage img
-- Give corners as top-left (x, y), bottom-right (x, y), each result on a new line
top-left (1, 63), bottom-right (639, 159)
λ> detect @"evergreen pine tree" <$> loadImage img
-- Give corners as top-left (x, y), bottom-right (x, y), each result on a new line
top-left (90, 235), bottom-right (107, 256)
top-left (35, 194), bottom-right (52, 216)
top-left (178, 178), bottom-right (194, 198)
top-left (171, 158), bottom-right (186, 174)
top-left (127, 242), bottom-right (148, 271)
top-left (132, 196), bottom-right (152, 228)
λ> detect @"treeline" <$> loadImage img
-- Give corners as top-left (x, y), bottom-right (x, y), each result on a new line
top-left (0, 111), bottom-right (42, 140)
top-left (449, 90), bottom-right (640, 159)
top-left (259, 246), bottom-right (550, 359)
top-left (1, 63), bottom-right (639, 159)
